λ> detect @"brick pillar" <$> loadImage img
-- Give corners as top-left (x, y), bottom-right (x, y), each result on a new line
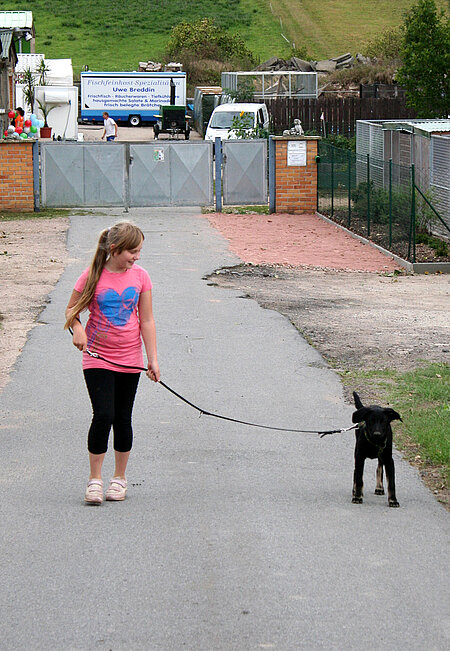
top-left (0, 141), bottom-right (35, 211)
top-left (274, 136), bottom-right (320, 214)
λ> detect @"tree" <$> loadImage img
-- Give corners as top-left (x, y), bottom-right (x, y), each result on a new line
top-left (396, 0), bottom-right (449, 118)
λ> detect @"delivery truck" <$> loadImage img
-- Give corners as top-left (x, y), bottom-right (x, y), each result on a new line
top-left (80, 71), bottom-right (187, 126)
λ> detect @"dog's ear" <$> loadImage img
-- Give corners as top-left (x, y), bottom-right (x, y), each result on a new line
top-left (352, 407), bottom-right (370, 423)
top-left (353, 391), bottom-right (364, 410)
top-left (386, 408), bottom-right (402, 422)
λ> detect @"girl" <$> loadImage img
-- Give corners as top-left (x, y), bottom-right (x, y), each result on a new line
top-left (13, 107), bottom-right (24, 131)
top-left (65, 222), bottom-right (160, 504)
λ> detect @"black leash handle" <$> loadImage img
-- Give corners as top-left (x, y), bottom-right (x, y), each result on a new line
top-left (68, 329), bottom-right (355, 436)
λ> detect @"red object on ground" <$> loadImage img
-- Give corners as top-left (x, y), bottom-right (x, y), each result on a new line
top-left (206, 213), bottom-right (401, 272)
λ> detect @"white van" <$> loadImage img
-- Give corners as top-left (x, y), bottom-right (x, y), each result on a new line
top-left (204, 102), bottom-right (269, 141)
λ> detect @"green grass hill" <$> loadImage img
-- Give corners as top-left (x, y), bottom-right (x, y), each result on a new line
top-left (5, 0), bottom-right (448, 77)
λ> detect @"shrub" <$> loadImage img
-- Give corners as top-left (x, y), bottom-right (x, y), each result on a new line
top-left (229, 113), bottom-right (269, 140)
top-left (323, 135), bottom-right (356, 151)
top-left (416, 232), bottom-right (449, 256)
top-left (166, 18), bottom-right (256, 67)
top-left (364, 27), bottom-right (403, 62)
top-left (351, 181), bottom-right (411, 228)
top-left (328, 62), bottom-right (396, 85)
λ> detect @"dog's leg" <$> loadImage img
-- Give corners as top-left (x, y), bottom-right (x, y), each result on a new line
top-left (375, 460), bottom-right (384, 495)
top-left (352, 456), bottom-right (365, 504)
top-left (384, 457), bottom-right (400, 507)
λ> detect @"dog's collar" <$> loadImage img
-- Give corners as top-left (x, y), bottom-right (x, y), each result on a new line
top-left (359, 421), bottom-right (387, 452)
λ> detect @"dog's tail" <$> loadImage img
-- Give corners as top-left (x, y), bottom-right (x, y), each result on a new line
top-left (353, 391), bottom-right (364, 410)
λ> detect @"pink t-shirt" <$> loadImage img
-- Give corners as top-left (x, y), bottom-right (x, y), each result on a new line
top-left (74, 264), bottom-right (152, 372)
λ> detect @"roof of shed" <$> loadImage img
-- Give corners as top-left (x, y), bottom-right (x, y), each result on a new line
top-left (382, 119), bottom-right (450, 135)
top-left (0, 11), bottom-right (33, 29)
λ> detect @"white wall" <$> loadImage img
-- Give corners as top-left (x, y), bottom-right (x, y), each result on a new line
top-left (16, 84), bottom-right (79, 139)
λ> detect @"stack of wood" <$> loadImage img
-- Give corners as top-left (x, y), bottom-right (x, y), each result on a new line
top-left (139, 61), bottom-right (162, 72)
top-left (255, 53), bottom-right (371, 75)
top-left (254, 57), bottom-right (314, 72)
top-left (138, 61), bottom-right (183, 73)
top-left (164, 62), bottom-right (183, 72)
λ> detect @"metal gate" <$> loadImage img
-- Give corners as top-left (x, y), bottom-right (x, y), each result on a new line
top-left (40, 141), bottom-right (213, 208)
top-left (129, 142), bottom-right (212, 206)
top-left (41, 142), bottom-right (125, 207)
top-left (222, 139), bottom-right (267, 205)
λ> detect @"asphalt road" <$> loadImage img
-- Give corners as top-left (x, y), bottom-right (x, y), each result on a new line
top-left (1, 208), bottom-right (448, 650)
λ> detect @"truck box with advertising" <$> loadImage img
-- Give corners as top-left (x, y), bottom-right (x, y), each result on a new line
top-left (80, 72), bottom-right (187, 126)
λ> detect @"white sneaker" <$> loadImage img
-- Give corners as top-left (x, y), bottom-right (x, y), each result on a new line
top-left (105, 477), bottom-right (127, 501)
top-left (85, 479), bottom-right (103, 504)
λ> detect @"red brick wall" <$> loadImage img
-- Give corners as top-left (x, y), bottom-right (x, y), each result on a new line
top-left (274, 137), bottom-right (319, 214)
top-left (0, 142), bottom-right (34, 211)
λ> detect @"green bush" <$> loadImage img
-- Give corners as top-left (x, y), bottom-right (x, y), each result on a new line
top-left (364, 27), bottom-right (403, 62)
top-left (323, 135), bottom-right (356, 151)
top-left (351, 181), bottom-right (411, 227)
top-left (416, 232), bottom-right (449, 256)
top-left (229, 113), bottom-right (269, 140)
top-left (166, 18), bottom-right (256, 65)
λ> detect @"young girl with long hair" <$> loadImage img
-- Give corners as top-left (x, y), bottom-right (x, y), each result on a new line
top-left (65, 222), bottom-right (160, 504)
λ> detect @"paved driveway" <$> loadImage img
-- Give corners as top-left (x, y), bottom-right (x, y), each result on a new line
top-left (1, 208), bottom-right (448, 650)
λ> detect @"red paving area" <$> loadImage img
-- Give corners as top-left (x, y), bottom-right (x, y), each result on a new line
top-left (206, 212), bottom-right (401, 272)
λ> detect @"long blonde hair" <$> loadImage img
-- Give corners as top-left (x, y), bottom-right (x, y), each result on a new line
top-left (64, 221), bottom-right (144, 329)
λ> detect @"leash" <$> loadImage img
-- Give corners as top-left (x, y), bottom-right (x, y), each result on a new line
top-left (69, 329), bottom-right (356, 437)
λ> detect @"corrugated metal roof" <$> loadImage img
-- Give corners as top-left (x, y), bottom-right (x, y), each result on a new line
top-left (381, 119), bottom-right (450, 134)
top-left (0, 30), bottom-right (13, 59)
top-left (0, 11), bottom-right (33, 29)
top-left (411, 121), bottom-right (450, 134)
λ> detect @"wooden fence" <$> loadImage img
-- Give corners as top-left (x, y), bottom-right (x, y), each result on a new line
top-left (265, 97), bottom-right (417, 137)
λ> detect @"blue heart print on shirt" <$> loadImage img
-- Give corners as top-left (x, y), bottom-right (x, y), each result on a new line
top-left (97, 286), bottom-right (139, 326)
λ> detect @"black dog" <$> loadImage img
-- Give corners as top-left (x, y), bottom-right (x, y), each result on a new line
top-left (352, 391), bottom-right (402, 507)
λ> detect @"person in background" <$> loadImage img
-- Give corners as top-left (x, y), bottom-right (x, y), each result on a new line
top-left (101, 112), bottom-right (118, 141)
top-left (14, 107), bottom-right (25, 131)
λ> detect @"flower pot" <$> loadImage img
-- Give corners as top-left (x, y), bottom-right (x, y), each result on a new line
top-left (40, 126), bottom-right (52, 138)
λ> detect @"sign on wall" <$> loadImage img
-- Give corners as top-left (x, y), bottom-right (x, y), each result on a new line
top-left (287, 140), bottom-right (307, 166)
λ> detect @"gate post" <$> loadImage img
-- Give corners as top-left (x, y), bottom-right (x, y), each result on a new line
top-left (33, 140), bottom-right (40, 212)
top-left (215, 137), bottom-right (222, 212)
top-left (269, 135), bottom-right (275, 214)
top-left (273, 136), bottom-right (320, 213)
top-left (124, 142), bottom-right (131, 212)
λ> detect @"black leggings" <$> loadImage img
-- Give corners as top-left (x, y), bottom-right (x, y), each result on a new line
top-left (83, 369), bottom-right (140, 455)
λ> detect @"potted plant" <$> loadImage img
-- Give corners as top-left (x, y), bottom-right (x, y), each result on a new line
top-left (21, 60), bottom-right (50, 113)
top-left (36, 98), bottom-right (56, 138)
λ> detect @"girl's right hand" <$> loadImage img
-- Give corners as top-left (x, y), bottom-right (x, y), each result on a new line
top-left (146, 360), bottom-right (160, 383)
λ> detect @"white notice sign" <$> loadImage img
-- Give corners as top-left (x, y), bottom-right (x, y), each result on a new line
top-left (287, 140), bottom-right (307, 166)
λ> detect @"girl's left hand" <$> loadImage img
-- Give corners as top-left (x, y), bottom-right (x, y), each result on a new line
top-left (146, 360), bottom-right (160, 383)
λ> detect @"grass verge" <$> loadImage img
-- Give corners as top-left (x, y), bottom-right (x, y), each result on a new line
top-left (340, 363), bottom-right (449, 509)
top-left (0, 209), bottom-right (97, 222)
top-left (202, 205), bottom-right (269, 215)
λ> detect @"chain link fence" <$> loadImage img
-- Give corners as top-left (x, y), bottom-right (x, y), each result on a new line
top-left (317, 142), bottom-right (450, 263)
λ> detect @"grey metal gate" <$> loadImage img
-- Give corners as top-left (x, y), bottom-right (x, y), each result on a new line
top-left (41, 142), bottom-right (126, 207)
top-left (40, 141), bottom-right (213, 208)
top-left (129, 142), bottom-right (213, 206)
top-left (222, 140), bottom-right (267, 205)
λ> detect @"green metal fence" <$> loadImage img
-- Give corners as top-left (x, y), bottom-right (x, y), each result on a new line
top-left (317, 142), bottom-right (450, 263)
top-left (318, 141), bottom-right (417, 260)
